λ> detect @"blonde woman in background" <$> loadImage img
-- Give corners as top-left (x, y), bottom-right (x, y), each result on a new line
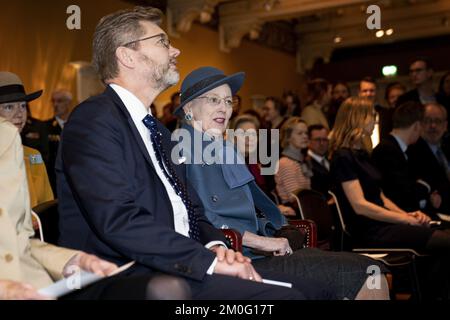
top-left (275, 117), bottom-right (313, 212)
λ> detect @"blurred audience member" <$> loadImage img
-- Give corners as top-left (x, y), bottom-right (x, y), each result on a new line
top-left (358, 77), bottom-right (377, 102)
top-left (437, 71), bottom-right (450, 125)
top-left (262, 96), bottom-right (286, 129)
top-left (229, 94), bottom-right (242, 123)
top-left (376, 82), bottom-right (407, 141)
top-left (275, 117), bottom-right (312, 212)
top-left (160, 91), bottom-right (180, 132)
top-left (397, 57), bottom-right (437, 106)
top-left (385, 82), bottom-right (406, 108)
top-left (45, 89), bottom-right (73, 192)
top-left (359, 77), bottom-right (381, 147)
top-left (283, 91), bottom-right (301, 117)
top-left (50, 89), bottom-right (72, 129)
top-left (372, 102), bottom-right (436, 215)
top-left (307, 124), bottom-right (331, 197)
top-left (327, 82), bottom-right (350, 128)
top-left (301, 79), bottom-right (330, 129)
top-left (408, 103), bottom-right (450, 215)
top-left (230, 114), bottom-right (294, 215)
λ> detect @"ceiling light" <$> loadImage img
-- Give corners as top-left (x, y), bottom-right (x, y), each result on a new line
top-left (334, 36), bottom-right (342, 43)
top-left (375, 30), bottom-right (384, 38)
top-left (382, 65), bottom-right (397, 77)
top-left (385, 28), bottom-right (394, 36)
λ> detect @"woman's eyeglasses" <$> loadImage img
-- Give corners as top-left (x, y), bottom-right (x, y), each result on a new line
top-left (196, 95), bottom-right (233, 108)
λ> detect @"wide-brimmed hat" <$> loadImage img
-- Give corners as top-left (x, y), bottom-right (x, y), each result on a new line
top-left (174, 66), bottom-right (245, 115)
top-left (0, 72), bottom-right (43, 104)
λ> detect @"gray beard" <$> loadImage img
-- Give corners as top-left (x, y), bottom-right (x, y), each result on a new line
top-left (140, 54), bottom-right (179, 90)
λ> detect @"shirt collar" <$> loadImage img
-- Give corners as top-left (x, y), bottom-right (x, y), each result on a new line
top-left (109, 84), bottom-right (152, 123)
top-left (55, 116), bottom-right (65, 128)
top-left (391, 133), bottom-right (408, 153)
top-left (426, 141), bottom-right (440, 154)
top-left (307, 149), bottom-right (325, 163)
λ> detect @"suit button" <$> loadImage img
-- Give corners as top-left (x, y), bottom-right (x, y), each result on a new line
top-left (5, 254), bottom-right (13, 263)
top-left (211, 195), bottom-right (219, 202)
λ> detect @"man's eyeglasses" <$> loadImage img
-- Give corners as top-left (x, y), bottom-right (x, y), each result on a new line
top-left (422, 118), bottom-right (445, 126)
top-left (409, 68), bottom-right (426, 74)
top-left (122, 33), bottom-right (171, 49)
top-left (311, 138), bottom-right (329, 143)
top-left (196, 95), bottom-right (233, 108)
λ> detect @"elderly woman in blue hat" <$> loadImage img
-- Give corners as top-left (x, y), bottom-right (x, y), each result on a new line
top-left (173, 66), bottom-right (390, 300)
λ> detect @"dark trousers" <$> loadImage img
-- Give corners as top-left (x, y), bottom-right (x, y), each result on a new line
top-left (62, 268), bottom-right (333, 300)
top-left (188, 268), bottom-right (334, 300)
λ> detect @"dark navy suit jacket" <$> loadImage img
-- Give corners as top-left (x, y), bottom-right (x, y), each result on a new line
top-left (56, 86), bottom-right (226, 281)
top-left (371, 134), bottom-right (428, 212)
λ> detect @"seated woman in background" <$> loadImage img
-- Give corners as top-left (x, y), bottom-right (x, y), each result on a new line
top-left (173, 66), bottom-right (390, 300)
top-left (329, 97), bottom-right (450, 252)
top-left (275, 117), bottom-right (313, 212)
top-left (0, 72), bottom-right (54, 208)
top-left (230, 114), bottom-right (295, 217)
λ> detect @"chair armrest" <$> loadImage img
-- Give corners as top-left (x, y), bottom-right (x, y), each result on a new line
top-left (221, 229), bottom-right (243, 252)
top-left (352, 248), bottom-right (428, 257)
top-left (288, 219), bottom-right (317, 248)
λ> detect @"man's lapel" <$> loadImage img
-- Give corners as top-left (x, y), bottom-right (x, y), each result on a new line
top-left (105, 86), bottom-right (156, 171)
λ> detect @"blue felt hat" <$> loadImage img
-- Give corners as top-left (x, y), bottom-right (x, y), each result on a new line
top-left (174, 66), bottom-right (245, 115)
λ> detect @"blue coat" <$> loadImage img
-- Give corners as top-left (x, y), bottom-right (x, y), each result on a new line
top-left (176, 124), bottom-right (286, 257)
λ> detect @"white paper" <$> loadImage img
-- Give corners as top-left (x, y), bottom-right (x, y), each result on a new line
top-left (262, 278), bottom-right (292, 288)
top-left (38, 261), bottom-right (135, 298)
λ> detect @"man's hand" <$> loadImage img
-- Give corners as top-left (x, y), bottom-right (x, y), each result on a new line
top-left (210, 245), bottom-right (251, 264)
top-left (0, 280), bottom-right (51, 300)
top-left (213, 259), bottom-right (262, 283)
top-left (63, 252), bottom-right (118, 277)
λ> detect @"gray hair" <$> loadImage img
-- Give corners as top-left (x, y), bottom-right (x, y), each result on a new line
top-left (92, 6), bottom-right (163, 83)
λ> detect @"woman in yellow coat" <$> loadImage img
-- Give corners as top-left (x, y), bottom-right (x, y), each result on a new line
top-left (0, 72), bottom-right (54, 208)
top-left (23, 145), bottom-right (54, 207)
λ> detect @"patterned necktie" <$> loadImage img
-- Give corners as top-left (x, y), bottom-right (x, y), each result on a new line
top-left (435, 147), bottom-right (450, 182)
top-left (142, 114), bottom-right (200, 241)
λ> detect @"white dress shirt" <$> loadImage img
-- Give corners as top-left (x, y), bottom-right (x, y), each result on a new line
top-left (55, 116), bottom-right (65, 129)
top-left (307, 149), bottom-right (330, 171)
top-left (371, 113), bottom-right (380, 148)
top-left (110, 84), bottom-right (224, 273)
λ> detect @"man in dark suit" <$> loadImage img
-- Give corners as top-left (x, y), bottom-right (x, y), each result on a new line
top-left (396, 58), bottom-right (437, 107)
top-left (307, 124), bottom-right (331, 196)
top-left (408, 103), bottom-right (450, 215)
top-left (44, 89), bottom-right (72, 193)
top-left (56, 6), bottom-right (329, 300)
top-left (372, 101), bottom-right (438, 214)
